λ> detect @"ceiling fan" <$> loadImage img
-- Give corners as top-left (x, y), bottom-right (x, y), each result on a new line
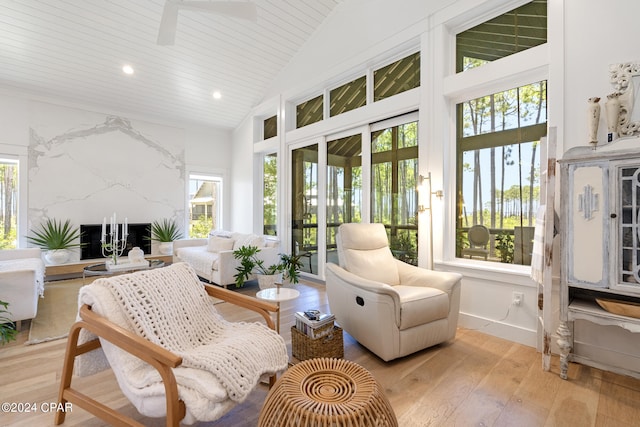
top-left (157, 1), bottom-right (257, 45)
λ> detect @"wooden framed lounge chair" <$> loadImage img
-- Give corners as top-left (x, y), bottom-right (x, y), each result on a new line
top-left (55, 262), bottom-right (288, 426)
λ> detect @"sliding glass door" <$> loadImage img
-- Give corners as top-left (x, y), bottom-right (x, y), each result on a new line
top-left (371, 118), bottom-right (419, 265)
top-left (289, 113), bottom-right (418, 278)
top-left (291, 144), bottom-right (318, 274)
top-left (326, 134), bottom-right (362, 265)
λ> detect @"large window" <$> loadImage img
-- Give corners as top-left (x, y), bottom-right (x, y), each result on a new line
top-left (0, 159), bottom-right (18, 249)
top-left (188, 174), bottom-right (222, 238)
top-left (456, 81), bottom-right (547, 264)
top-left (263, 153), bottom-right (277, 236)
top-left (371, 118), bottom-right (419, 265)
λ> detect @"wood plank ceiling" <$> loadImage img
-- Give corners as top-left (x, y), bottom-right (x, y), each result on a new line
top-left (0, 0), bottom-right (342, 129)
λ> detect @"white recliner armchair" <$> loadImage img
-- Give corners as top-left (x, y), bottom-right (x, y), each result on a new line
top-left (325, 223), bottom-right (462, 362)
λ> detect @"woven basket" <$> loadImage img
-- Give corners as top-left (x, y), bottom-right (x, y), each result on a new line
top-left (291, 325), bottom-right (344, 361)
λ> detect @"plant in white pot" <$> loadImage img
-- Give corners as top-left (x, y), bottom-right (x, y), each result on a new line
top-left (233, 245), bottom-right (302, 289)
top-left (149, 219), bottom-right (182, 255)
top-left (27, 218), bottom-right (83, 264)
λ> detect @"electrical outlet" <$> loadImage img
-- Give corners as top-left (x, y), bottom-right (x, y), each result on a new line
top-left (512, 292), bottom-right (524, 306)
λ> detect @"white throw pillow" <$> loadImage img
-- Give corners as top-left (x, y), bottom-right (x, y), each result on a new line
top-left (233, 233), bottom-right (262, 250)
top-left (207, 236), bottom-right (235, 253)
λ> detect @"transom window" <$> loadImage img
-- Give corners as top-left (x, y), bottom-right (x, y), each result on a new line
top-left (456, 0), bottom-right (547, 73)
top-left (330, 76), bottom-right (366, 117)
top-left (374, 52), bottom-right (420, 102)
top-left (294, 51), bottom-right (420, 129)
top-left (263, 115), bottom-right (277, 139)
top-left (296, 95), bottom-right (324, 128)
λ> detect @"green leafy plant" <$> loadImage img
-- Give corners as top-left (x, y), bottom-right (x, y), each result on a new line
top-left (26, 218), bottom-right (82, 250)
top-left (149, 219), bottom-right (182, 242)
top-left (233, 245), bottom-right (303, 288)
top-left (0, 300), bottom-right (17, 345)
top-left (495, 231), bottom-right (514, 263)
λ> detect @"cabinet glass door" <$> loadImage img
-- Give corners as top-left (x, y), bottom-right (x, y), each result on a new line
top-left (618, 164), bottom-right (640, 289)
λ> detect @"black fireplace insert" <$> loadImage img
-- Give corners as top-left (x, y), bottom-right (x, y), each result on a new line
top-left (80, 223), bottom-right (152, 260)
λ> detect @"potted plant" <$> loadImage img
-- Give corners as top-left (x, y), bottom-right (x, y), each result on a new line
top-left (0, 300), bottom-right (17, 345)
top-left (149, 219), bottom-right (182, 255)
top-left (233, 245), bottom-right (303, 288)
top-left (27, 218), bottom-right (82, 264)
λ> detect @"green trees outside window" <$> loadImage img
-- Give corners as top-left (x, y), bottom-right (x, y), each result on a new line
top-left (456, 81), bottom-right (547, 264)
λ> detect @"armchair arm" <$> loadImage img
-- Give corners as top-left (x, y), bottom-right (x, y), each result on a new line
top-left (56, 305), bottom-right (185, 426)
top-left (325, 263), bottom-right (400, 306)
top-left (78, 305), bottom-right (182, 367)
top-left (326, 263), bottom-right (402, 327)
top-left (0, 248), bottom-right (41, 261)
top-left (395, 260), bottom-right (462, 296)
top-left (204, 284), bottom-right (279, 330)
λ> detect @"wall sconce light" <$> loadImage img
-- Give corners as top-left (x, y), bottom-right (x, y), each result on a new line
top-left (417, 173), bottom-right (444, 213)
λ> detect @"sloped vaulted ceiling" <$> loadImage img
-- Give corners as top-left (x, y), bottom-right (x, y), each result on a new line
top-left (0, 0), bottom-right (342, 129)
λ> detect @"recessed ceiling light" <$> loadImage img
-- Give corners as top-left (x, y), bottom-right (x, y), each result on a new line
top-left (212, 91), bottom-right (222, 99)
top-left (122, 64), bottom-right (134, 75)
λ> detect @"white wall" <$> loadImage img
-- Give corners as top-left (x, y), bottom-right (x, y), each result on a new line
top-left (230, 115), bottom-right (256, 234)
top-left (0, 89), bottom-right (232, 252)
top-left (184, 125), bottom-right (233, 231)
top-left (563, 0), bottom-right (640, 152)
top-left (264, 0), bottom-right (452, 100)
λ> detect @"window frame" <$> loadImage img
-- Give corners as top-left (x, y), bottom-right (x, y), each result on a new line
top-left (186, 172), bottom-right (224, 237)
top-left (438, 0), bottom-right (550, 272)
top-left (455, 82), bottom-right (547, 264)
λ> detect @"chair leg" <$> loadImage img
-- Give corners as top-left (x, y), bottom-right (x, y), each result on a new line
top-left (55, 323), bottom-right (84, 425)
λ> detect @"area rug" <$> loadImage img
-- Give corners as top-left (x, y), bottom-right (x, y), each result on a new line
top-left (26, 277), bottom-right (225, 345)
top-left (26, 278), bottom-right (86, 345)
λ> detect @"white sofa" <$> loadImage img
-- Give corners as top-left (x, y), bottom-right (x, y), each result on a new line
top-left (0, 248), bottom-right (45, 329)
top-left (173, 231), bottom-right (280, 288)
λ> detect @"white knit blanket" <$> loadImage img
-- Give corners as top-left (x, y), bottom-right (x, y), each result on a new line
top-left (75, 262), bottom-right (288, 424)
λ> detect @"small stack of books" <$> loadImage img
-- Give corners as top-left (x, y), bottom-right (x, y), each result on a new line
top-left (295, 310), bottom-right (335, 339)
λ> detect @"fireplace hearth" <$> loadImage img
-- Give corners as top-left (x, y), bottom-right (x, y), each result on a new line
top-left (80, 223), bottom-right (151, 260)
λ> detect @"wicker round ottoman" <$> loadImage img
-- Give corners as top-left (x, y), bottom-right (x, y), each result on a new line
top-left (258, 358), bottom-right (397, 427)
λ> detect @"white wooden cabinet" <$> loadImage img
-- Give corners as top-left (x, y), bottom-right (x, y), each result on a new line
top-left (558, 141), bottom-right (640, 380)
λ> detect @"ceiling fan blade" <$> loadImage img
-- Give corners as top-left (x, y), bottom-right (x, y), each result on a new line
top-left (157, 2), bottom-right (179, 45)
top-left (178, 1), bottom-right (257, 22)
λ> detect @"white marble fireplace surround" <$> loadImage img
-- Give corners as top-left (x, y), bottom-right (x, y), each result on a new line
top-left (28, 101), bottom-right (185, 263)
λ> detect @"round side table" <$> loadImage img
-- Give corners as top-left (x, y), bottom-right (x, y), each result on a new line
top-left (258, 358), bottom-right (398, 427)
top-left (255, 286), bottom-right (299, 333)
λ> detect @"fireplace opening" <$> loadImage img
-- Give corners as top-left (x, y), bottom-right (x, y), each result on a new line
top-left (80, 223), bottom-right (152, 260)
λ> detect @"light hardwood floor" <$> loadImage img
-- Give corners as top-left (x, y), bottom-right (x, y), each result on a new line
top-left (1, 280), bottom-right (640, 426)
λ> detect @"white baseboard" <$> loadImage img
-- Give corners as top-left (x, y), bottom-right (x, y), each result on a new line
top-left (459, 312), bottom-right (537, 348)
